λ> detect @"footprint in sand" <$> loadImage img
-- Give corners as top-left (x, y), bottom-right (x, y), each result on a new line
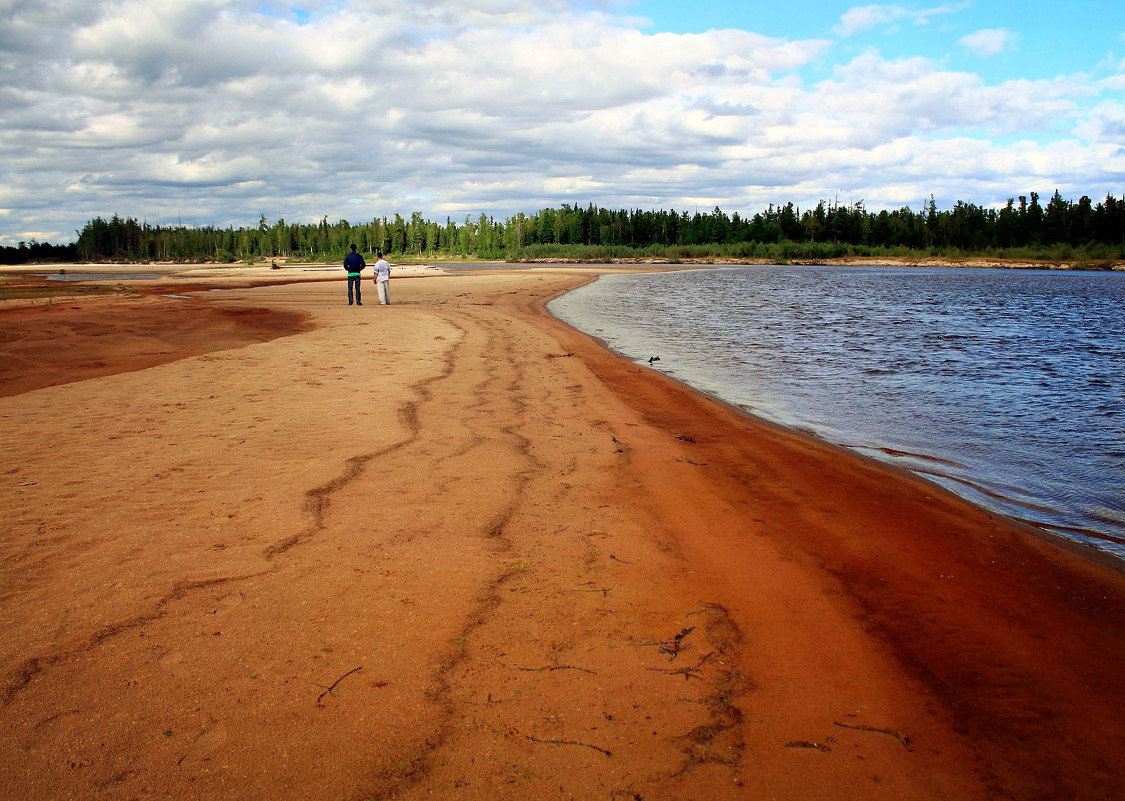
top-left (157, 650), bottom-right (189, 678)
top-left (179, 725), bottom-right (228, 766)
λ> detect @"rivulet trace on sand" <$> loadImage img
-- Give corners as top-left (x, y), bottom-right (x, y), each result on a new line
top-left (1, 268), bottom-right (1124, 800)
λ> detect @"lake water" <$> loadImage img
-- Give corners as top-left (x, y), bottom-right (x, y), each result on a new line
top-left (548, 265), bottom-right (1125, 561)
top-left (41, 273), bottom-right (162, 281)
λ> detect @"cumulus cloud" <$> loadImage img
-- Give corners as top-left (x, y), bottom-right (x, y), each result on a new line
top-left (834, 3), bottom-right (967, 37)
top-left (957, 28), bottom-right (1018, 58)
top-left (1075, 98), bottom-right (1125, 144)
top-left (0, 0), bottom-right (1121, 244)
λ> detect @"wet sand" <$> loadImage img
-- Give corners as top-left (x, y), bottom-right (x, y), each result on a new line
top-left (1, 269), bottom-right (1124, 800)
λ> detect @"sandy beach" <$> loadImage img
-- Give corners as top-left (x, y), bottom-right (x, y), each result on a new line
top-left (2, 266), bottom-right (1124, 800)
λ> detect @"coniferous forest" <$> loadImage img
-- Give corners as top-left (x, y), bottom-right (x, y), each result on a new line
top-left (0, 240), bottom-right (78, 265)
top-left (10, 191), bottom-right (1125, 266)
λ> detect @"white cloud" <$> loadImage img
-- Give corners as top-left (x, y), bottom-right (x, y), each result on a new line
top-left (834, 3), bottom-right (967, 37)
top-left (1075, 99), bottom-right (1125, 144)
top-left (835, 4), bottom-right (908, 36)
top-left (0, 0), bottom-right (1121, 245)
top-left (957, 28), bottom-right (1018, 58)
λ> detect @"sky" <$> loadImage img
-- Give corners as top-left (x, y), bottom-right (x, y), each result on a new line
top-left (1, 0), bottom-right (1123, 245)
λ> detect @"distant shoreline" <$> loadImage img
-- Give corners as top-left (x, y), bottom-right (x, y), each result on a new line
top-left (508, 254), bottom-right (1125, 271)
top-left (5, 254), bottom-right (1124, 272)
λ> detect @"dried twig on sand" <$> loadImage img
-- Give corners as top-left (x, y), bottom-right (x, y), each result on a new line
top-left (659, 626), bottom-right (695, 660)
top-left (526, 735), bottom-right (612, 757)
top-left (314, 666), bottom-right (362, 704)
top-left (834, 721), bottom-right (913, 751)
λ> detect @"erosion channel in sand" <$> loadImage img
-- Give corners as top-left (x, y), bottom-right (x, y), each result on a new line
top-left (1, 267), bottom-right (1123, 800)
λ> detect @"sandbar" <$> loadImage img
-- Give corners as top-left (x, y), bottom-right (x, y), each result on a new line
top-left (1, 268), bottom-right (1123, 800)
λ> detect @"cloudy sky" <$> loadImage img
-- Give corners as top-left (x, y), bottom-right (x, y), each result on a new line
top-left (1, 0), bottom-right (1123, 245)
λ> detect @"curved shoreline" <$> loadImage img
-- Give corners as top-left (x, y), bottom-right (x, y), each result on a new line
top-left (545, 264), bottom-right (1125, 567)
top-left (568, 326), bottom-right (1125, 576)
top-left (516, 273), bottom-right (1125, 798)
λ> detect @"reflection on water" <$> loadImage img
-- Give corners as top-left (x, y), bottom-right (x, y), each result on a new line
top-left (549, 265), bottom-right (1125, 559)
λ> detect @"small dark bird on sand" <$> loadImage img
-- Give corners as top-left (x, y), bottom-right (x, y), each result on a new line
top-left (648, 356), bottom-right (660, 364)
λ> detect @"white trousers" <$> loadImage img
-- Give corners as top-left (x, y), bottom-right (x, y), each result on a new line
top-left (376, 280), bottom-right (390, 305)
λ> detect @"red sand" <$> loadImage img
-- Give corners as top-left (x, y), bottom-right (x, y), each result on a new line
top-left (1, 269), bottom-right (1123, 800)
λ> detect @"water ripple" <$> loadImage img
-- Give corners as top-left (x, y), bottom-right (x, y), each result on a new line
top-left (550, 265), bottom-right (1125, 560)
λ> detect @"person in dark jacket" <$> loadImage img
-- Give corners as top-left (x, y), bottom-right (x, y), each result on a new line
top-left (344, 244), bottom-right (366, 305)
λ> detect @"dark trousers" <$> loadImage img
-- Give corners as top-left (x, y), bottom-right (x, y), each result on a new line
top-left (347, 274), bottom-right (362, 304)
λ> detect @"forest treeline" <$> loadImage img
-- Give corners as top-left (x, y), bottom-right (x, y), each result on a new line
top-left (1, 240), bottom-right (78, 265)
top-left (46, 190), bottom-right (1125, 265)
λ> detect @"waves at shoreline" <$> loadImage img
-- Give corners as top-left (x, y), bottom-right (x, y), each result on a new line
top-left (550, 264), bottom-right (1125, 560)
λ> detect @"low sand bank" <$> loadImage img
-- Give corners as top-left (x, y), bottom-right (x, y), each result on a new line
top-left (0, 294), bottom-right (310, 398)
top-left (504, 256), bottom-right (1125, 271)
top-left (1, 269), bottom-right (1123, 800)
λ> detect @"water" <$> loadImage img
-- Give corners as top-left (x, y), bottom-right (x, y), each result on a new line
top-left (548, 265), bottom-right (1125, 560)
top-left (40, 273), bottom-right (162, 281)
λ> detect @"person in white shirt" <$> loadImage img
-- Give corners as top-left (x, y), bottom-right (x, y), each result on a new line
top-left (373, 251), bottom-right (391, 305)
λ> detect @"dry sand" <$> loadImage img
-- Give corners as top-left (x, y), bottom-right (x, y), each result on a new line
top-left (1, 268), bottom-right (1124, 800)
